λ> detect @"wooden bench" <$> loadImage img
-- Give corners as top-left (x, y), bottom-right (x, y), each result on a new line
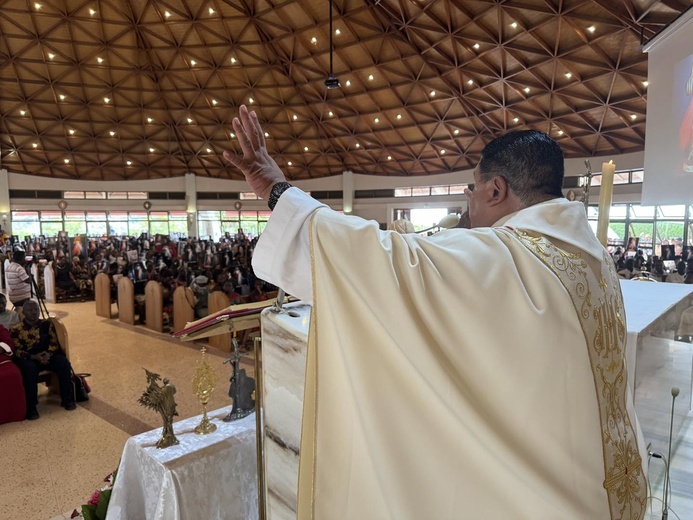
top-left (172, 286), bottom-right (195, 333)
top-left (94, 273), bottom-right (112, 318)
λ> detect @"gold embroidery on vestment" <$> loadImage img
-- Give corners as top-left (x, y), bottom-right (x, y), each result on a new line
top-left (503, 228), bottom-right (647, 520)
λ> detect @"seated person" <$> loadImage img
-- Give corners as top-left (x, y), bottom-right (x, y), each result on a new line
top-left (54, 257), bottom-right (79, 297)
top-left (666, 261), bottom-right (686, 283)
top-left (11, 300), bottom-right (75, 420)
top-left (193, 275), bottom-right (210, 319)
top-left (248, 279), bottom-right (268, 303)
top-left (617, 258), bottom-right (635, 279)
top-left (0, 293), bottom-right (20, 330)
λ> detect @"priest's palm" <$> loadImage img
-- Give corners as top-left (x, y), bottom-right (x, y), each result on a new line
top-left (223, 105), bottom-right (287, 201)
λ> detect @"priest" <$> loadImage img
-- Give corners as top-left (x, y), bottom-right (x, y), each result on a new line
top-left (223, 106), bottom-right (648, 519)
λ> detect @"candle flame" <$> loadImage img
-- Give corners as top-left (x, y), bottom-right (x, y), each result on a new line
top-left (609, 160), bottom-right (613, 165)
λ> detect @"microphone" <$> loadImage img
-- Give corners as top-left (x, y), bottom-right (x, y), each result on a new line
top-left (662, 387), bottom-right (680, 520)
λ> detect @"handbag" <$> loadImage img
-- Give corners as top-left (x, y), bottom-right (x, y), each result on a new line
top-left (72, 371), bottom-right (91, 402)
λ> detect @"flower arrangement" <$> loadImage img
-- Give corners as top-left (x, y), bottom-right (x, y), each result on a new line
top-left (70, 470), bottom-right (117, 520)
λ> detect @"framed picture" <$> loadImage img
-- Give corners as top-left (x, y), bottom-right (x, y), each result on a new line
top-left (626, 236), bottom-right (639, 251)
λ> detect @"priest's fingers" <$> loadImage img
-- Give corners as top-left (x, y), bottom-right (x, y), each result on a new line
top-left (250, 110), bottom-right (266, 149)
top-left (232, 117), bottom-right (255, 158)
top-left (239, 105), bottom-right (261, 151)
top-left (223, 150), bottom-right (241, 169)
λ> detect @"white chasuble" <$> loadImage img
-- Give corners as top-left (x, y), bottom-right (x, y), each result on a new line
top-left (253, 191), bottom-right (647, 520)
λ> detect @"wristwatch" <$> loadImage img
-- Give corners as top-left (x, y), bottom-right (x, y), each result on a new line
top-left (268, 182), bottom-right (293, 210)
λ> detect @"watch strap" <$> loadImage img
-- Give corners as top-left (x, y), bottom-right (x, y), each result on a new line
top-left (268, 182), bottom-right (293, 210)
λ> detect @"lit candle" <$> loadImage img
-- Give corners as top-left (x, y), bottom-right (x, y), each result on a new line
top-left (596, 160), bottom-right (615, 247)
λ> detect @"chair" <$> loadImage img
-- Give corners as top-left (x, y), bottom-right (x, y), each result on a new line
top-left (37, 317), bottom-right (69, 395)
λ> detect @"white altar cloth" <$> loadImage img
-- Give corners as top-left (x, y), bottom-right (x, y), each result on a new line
top-left (106, 407), bottom-right (258, 520)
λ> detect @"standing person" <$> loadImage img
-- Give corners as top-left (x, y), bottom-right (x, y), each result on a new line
top-left (223, 106), bottom-right (648, 519)
top-left (11, 300), bottom-right (75, 420)
top-left (6, 250), bottom-right (32, 308)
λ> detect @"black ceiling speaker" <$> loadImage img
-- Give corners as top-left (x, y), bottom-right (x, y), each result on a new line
top-left (324, 0), bottom-right (341, 90)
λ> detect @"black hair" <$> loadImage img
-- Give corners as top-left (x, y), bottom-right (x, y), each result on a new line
top-left (478, 130), bottom-right (565, 204)
top-left (12, 250), bottom-right (25, 263)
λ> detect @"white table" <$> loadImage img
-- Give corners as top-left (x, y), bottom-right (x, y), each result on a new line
top-left (106, 407), bottom-right (258, 520)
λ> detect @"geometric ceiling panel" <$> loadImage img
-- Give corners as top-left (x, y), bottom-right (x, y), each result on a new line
top-left (0, 0), bottom-right (690, 181)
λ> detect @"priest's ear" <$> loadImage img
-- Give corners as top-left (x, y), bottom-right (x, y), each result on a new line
top-left (487, 175), bottom-right (510, 206)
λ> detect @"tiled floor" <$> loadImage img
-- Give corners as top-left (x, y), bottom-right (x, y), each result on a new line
top-left (0, 300), bottom-right (691, 519)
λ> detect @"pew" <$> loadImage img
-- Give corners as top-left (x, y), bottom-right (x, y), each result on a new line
top-left (207, 291), bottom-right (231, 352)
top-left (118, 276), bottom-right (135, 325)
top-left (144, 280), bottom-right (164, 333)
top-left (172, 286), bottom-right (195, 333)
top-left (94, 273), bottom-right (112, 318)
top-left (43, 263), bottom-right (56, 303)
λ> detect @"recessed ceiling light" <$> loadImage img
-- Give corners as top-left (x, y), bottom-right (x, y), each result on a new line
top-left (454, 129), bottom-right (460, 135)
top-left (264, 132), bottom-right (270, 137)
top-left (565, 72), bottom-right (572, 78)
top-left (587, 26), bottom-right (596, 33)
top-left (388, 155), bottom-right (392, 160)
top-left (165, 11), bottom-right (171, 18)
top-left (292, 114), bottom-right (298, 120)
top-left (374, 117), bottom-right (380, 123)
top-left (69, 129), bottom-right (75, 135)
top-left (311, 37), bottom-right (318, 44)
top-left (642, 81), bottom-right (649, 87)
top-left (20, 110), bottom-right (26, 116)
top-left (304, 146), bottom-right (309, 151)
top-left (510, 22), bottom-right (518, 29)
top-left (126, 160), bottom-right (132, 165)
top-left (48, 53), bottom-right (55, 59)
top-left (430, 90), bottom-right (436, 97)
top-left (149, 147), bottom-right (155, 152)
top-left (557, 130), bottom-right (564, 135)
top-left (397, 114), bottom-right (402, 119)
top-left (208, 7), bottom-right (215, 15)
top-left (473, 43), bottom-right (480, 50)
top-left (63, 158), bottom-right (70, 163)
top-left (190, 60), bottom-right (196, 66)
top-left (441, 149), bottom-right (446, 154)
top-left (288, 161), bottom-right (293, 166)
top-left (345, 80), bottom-right (351, 87)
top-left (206, 148), bottom-right (212, 153)
top-left (89, 9), bottom-right (96, 16)
top-left (59, 94), bottom-right (66, 100)
top-left (230, 57), bottom-right (237, 64)
top-left (467, 79), bottom-right (473, 85)
top-left (212, 99), bottom-right (218, 105)
top-left (97, 57), bottom-right (104, 63)
top-left (524, 87), bottom-right (530, 93)
top-left (109, 131), bottom-right (116, 136)
top-left (147, 117), bottom-right (153, 123)
top-left (328, 111), bottom-right (334, 117)
top-left (32, 143), bottom-right (38, 148)
top-left (187, 117), bottom-right (193, 123)
top-left (355, 143), bottom-right (360, 148)
top-left (368, 74), bottom-right (374, 81)
top-left (335, 29), bottom-right (341, 35)
top-left (630, 114), bottom-right (637, 120)
top-left (103, 97), bottom-right (110, 103)
top-left (34, 3), bottom-right (41, 10)
top-left (248, 97), bottom-right (254, 104)
top-left (513, 117), bottom-right (519, 123)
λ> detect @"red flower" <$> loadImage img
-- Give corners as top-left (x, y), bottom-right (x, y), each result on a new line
top-left (88, 490), bottom-right (100, 506)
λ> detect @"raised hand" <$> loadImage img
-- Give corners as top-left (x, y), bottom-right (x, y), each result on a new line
top-left (223, 105), bottom-right (287, 200)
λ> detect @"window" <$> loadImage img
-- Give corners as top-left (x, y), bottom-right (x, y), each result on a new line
top-left (64, 191), bottom-right (85, 199)
top-left (240, 192), bottom-right (259, 200)
top-left (395, 188), bottom-right (412, 197)
top-left (411, 187), bottom-right (430, 197)
top-left (430, 186), bottom-right (448, 196)
top-left (631, 170), bottom-right (644, 183)
top-left (107, 192), bottom-right (128, 199)
top-left (85, 191), bottom-right (106, 199)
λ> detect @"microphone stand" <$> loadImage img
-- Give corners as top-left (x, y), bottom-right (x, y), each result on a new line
top-left (662, 386), bottom-right (680, 520)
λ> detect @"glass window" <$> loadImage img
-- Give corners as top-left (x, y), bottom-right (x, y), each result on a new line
top-left (430, 186), bottom-right (449, 196)
top-left (129, 219), bottom-right (149, 235)
top-left (631, 170), bottom-right (644, 183)
top-left (109, 221), bottom-right (129, 236)
top-left (395, 188), bottom-right (412, 197)
top-left (629, 222), bottom-right (654, 251)
top-left (41, 222), bottom-right (62, 236)
top-left (64, 211), bottom-right (85, 220)
top-left (64, 220), bottom-right (86, 235)
top-left (169, 211), bottom-right (187, 220)
top-left (12, 221), bottom-right (40, 236)
top-left (655, 222), bottom-right (684, 252)
top-left (657, 205), bottom-right (686, 219)
top-left (240, 192), bottom-right (259, 200)
top-left (221, 211), bottom-right (239, 220)
top-left (241, 211), bottom-right (258, 220)
top-left (198, 211), bottom-right (220, 220)
top-left (127, 192), bottom-right (148, 200)
top-left (610, 205), bottom-right (628, 219)
top-left (198, 220), bottom-right (221, 240)
top-left (629, 205), bottom-right (655, 219)
top-left (88, 221), bottom-right (107, 236)
top-left (590, 174), bottom-right (602, 186)
top-left (128, 212), bottom-right (148, 221)
top-left (107, 192), bottom-right (128, 199)
top-left (150, 221), bottom-right (169, 235)
top-left (411, 187), bottom-right (430, 197)
top-left (12, 211), bottom-right (39, 221)
top-left (40, 211), bottom-right (63, 221)
top-left (169, 220), bottom-right (187, 237)
top-left (86, 211), bottom-right (107, 221)
top-left (108, 211), bottom-right (128, 221)
top-left (258, 211), bottom-right (271, 221)
top-left (614, 172), bottom-right (629, 184)
top-left (149, 212), bottom-right (168, 221)
top-left (587, 206), bottom-right (599, 219)
top-left (449, 184), bottom-right (467, 194)
top-left (85, 191), bottom-right (106, 199)
top-left (64, 191), bottom-right (85, 199)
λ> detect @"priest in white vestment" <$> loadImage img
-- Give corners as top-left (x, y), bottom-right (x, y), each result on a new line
top-left (224, 106), bottom-right (648, 520)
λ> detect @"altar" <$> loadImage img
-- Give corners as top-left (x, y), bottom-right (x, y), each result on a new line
top-left (106, 407), bottom-right (257, 520)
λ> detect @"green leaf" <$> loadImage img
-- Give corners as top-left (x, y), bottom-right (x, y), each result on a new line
top-left (95, 489), bottom-right (112, 520)
top-left (81, 504), bottom-right (97, 520)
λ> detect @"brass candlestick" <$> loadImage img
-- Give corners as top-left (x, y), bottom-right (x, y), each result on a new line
top-left (192, 346), bottom-right (217, 434)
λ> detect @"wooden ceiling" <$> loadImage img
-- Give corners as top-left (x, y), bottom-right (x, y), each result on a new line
top-left (0, 0), bottom-right (690, 181)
